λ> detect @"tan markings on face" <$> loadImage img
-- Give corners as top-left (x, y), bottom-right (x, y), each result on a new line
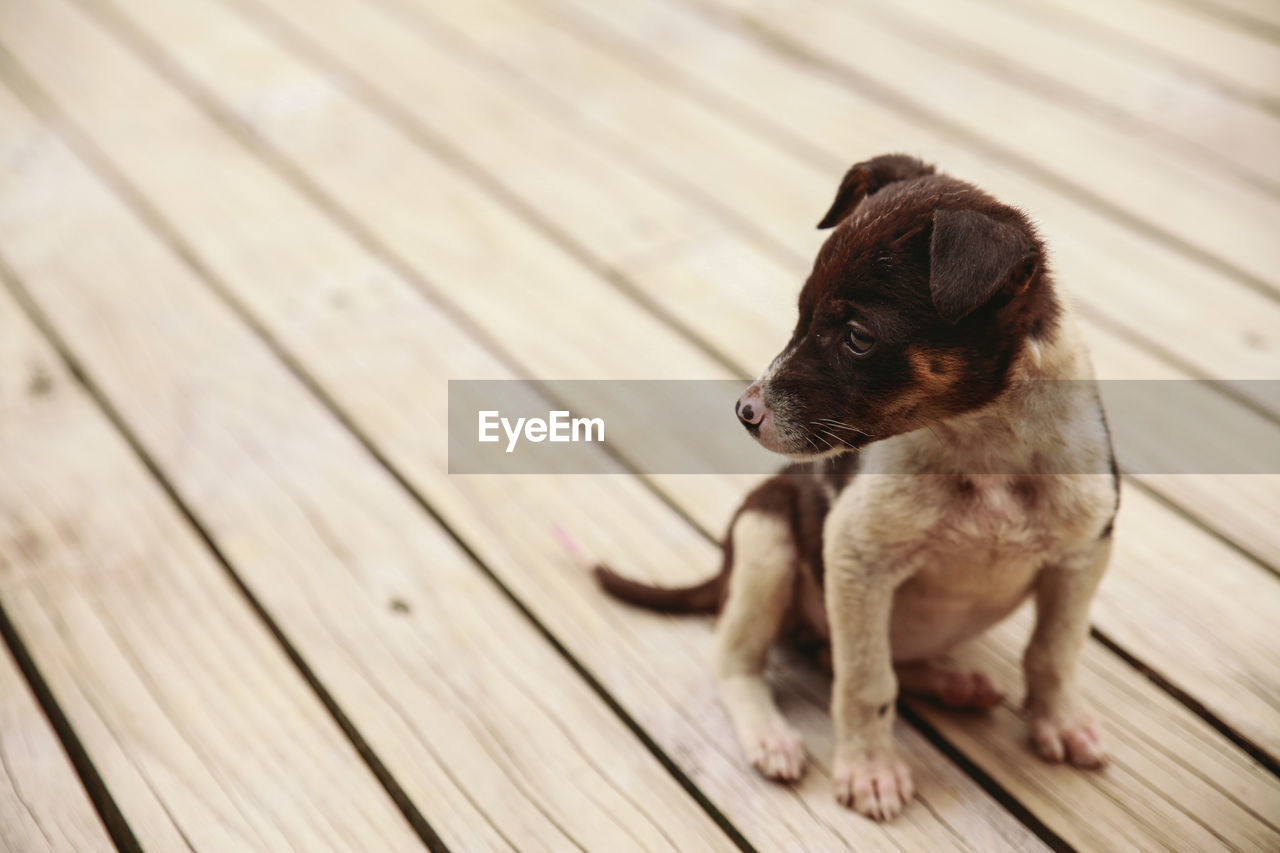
top-left (871, 347), bottom-right (966, 428)
top-left (908, 347), bottom-right (965, 394)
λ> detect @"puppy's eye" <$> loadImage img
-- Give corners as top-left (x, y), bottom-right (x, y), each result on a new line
top-left (846, 324), bottom-right (876, 355)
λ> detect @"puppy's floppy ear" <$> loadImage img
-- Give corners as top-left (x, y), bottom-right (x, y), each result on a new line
top-left (817, 154), bottom-right (936, 229)
top-left (929, 208), bottom-right (1037, 323)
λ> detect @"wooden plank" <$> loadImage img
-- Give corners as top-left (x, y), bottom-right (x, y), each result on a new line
top-left (384, 0), bottom-right (1280, 409)
top-left (0, 58), bottom-right (743, 853)
top-left (0, 1), bottom-right (1052, 850)
top-left (28, 0), bottom-right (1280, 848)
top-left (868, 0), bottom-right (1280, 190)
top-left (0, 283), bottom-right (423, 850)
top-left (1017, 0), bottom-right (1280, 108)
top-left (1, 243), bottom-right (112, 853)
top-left (0, 642), bottom-right (112, 852)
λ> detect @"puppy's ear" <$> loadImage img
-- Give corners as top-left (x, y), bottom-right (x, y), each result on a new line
top-left (929, 209), bottom-right (1037, 323)
top-left (817, 154), bottom-right (935, 229)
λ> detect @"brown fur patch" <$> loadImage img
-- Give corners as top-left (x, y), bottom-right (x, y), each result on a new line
top-left (907, 347), bottom-right (965, 395)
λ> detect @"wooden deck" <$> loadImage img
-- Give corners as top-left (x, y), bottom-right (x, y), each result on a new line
top-left (0, 0), bottom-right (1278, 849)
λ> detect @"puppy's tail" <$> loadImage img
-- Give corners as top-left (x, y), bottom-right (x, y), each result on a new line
top-left (593, 565), bottom-right (722, 614)
top-left (552, 524), bottom-right (723, 615)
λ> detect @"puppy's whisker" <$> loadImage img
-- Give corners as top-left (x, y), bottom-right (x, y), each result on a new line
top-left (816, 427), bottom-right (845, 448)
top-left (805, 422), bottom-right (836, 444)
top-left (816, 417), bottom-right (874, 436)
top-left (812, 419), bottom-right (850, 433)
top-left (808, 423), bottom-right (846, 448)
top-left (813, 419), bottom-right (876, 439)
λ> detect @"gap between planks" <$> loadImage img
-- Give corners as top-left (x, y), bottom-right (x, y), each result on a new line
top-left (0, 595), bottom-right (121, 853)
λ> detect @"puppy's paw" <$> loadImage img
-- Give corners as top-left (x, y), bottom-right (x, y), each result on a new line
top-left (1028, 709), bottom-right (1106, 768)
top-left (744, 724), bottom-right (807, 782)
top-left (833, 750), bottom-right (914, 821)
top-left (938, 669), bottom-right (1004, 711)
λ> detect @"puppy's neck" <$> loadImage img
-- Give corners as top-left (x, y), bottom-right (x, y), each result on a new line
top-left (869, 306), bottom-right (1108, 476)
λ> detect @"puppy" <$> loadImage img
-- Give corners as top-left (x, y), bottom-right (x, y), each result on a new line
top-left (596, 154), bottom-right (1118, 821)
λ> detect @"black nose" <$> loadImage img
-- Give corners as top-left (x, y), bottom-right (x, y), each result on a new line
top-left (736, 400), bottom-right (755, 423)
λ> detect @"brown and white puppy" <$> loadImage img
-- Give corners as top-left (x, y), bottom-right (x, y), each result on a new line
top-left (596, 154), bottom-right (1118, 821)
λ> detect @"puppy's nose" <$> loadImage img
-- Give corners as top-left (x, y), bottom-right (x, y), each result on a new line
top-left (736, 385), bottom-right (767, 426)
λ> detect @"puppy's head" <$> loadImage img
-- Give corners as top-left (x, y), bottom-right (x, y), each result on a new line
top-left (737, 154), bottom-right (1059, 457)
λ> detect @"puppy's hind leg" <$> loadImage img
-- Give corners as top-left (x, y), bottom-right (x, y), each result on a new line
top-left (896, 660), bottom-right (1004, 711)
top-left (715, 509), bottom-right (806, 782)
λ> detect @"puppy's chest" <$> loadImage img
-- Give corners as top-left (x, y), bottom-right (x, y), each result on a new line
top-left (910, 478), bottom-right (1059, 591)
top-left (836, 474), bottom-right (1089, 585)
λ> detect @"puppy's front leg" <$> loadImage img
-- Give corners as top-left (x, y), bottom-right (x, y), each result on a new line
top-left (827, 556), bottom-right (913, 820)
top-left (715, 511), bottom-right (807, 782)
top-left (1023, 538), bottom-right (1112, 768)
